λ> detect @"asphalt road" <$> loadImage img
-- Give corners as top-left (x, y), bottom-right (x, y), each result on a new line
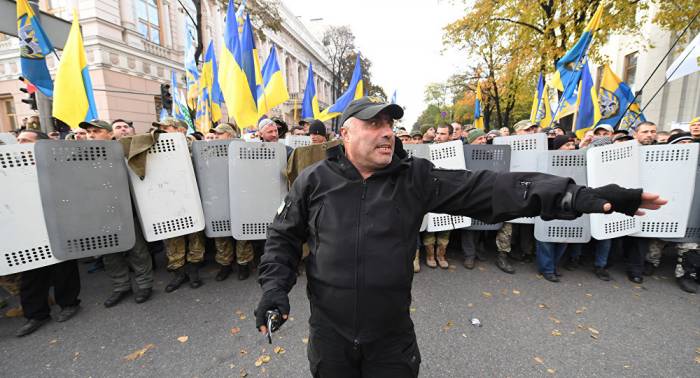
top-left (1, 249), bottom-right (698, 377)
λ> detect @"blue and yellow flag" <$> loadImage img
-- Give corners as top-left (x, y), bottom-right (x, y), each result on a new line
top-left (171, 71), bottom-right (195, 133)
top-left (474, 82), bottom-right (484, 130)
top-left (319, 54), bottom-right (363, 122)
top-left (17, 0), bottom-right (54, 97)
top-left (301, 62), bottom-right (320, 119)
top-left (598, 64), bottom-right (646, 131)
top-left (574, 61), bottom-right (601, 138)
top-left (257, 45), bottom-right (289, 116)
top-left (52, 9), bottom-right (97, 129)
top-left (530, 73), bottom-right (552, 127)
top-left (241, 14), bottom-right (263, 105)
top-left (551, 4), bottom-right (604, 114)
top-left (195, 83), bottom-right (212, 132)
top-left (218, 0), bottom-right (258, 128)
top-left (203, 41), bottom-right (223, 123)
top-left (184, 26), bottom-right (199, 110)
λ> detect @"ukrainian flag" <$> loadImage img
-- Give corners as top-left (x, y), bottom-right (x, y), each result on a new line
top-left (52, 10), bottom-right (97, 129)
top-left (319, 54), bottom-right (363, 122)
top-left (184, 26), bottom-right (199, 110)
top-left (218, 0), bottom-right (258, 128)
top-left (574, 62), bottom-right (601, 138)
top-left (530, 73), bottom-right (552, 127)
top-left (474, 82), bottom-right (484, 130)
top-left (551, 4), bottom-right (604, 113)
top-left (598, 64), bottom-right (646, 131)
top-left (241, 13), bottom-right (263, 107)
top-left (17, 0), bottom-right (54, 97)
top-left (257, 45), bottom-right (289, 116)
top-left (203, 41), bottom-right (223, 123)
top-left (301, 62), bottom-right (319, 119)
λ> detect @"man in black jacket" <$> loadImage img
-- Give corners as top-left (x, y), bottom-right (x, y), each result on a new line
top-left (255, 97), bottom-right (665, 377)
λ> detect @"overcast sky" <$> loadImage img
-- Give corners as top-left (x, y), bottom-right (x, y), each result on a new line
top-left (283, 0), bottom-right (470, 126)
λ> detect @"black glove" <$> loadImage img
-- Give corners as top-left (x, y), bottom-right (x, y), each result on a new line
top-left (572, 184), bottom-right (643, 217)
top-left (254, 289), bottom-right (290, 330)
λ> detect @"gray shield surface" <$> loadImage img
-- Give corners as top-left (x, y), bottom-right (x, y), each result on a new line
top-left (633, 144), bottom-right (698, 238)
top-left (464, 145), bottom-right (510, 230)
top-left (192, 140), bottom-right (233, 238)
top-left (0, 144), bottom-right (61, 275)
top-left (587, 140), bottom-right (641, 239)
top-left (229, 141), bottom-right (288, 240)
top-left (534, 150), bottom-right (591, 243)
top-left (34, 140), bottom-right (135, 260)
top-left (128, 133), bottom-right (206, 241)
top-left (404, 144), bottom-right (430, 160)
top-left (0, 133), bottom-right (16, 145)
top-left (664, 151), bottom-right (700, 243)
top-left (285, 135), bottom-right (312, 149)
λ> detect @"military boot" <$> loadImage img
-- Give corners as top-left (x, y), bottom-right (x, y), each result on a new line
top-left (215, 264), bottom-right (233, 281)
top-left (436, 245), bottom-right (449, 269)
top-left (495, 252), bottom-right (515, 274)
top-left (413, 250), bottom-right (420, 273)
top-left (187, 263), bottom-right (203, 289)
top-left (425, 245), bottom-right (437, 268)
top-left (238, 263), bottom-right (250, 280)
top-left (165, 267), bottom-right (188, 293)
top-left (678, 275), bottom-right (698, 293)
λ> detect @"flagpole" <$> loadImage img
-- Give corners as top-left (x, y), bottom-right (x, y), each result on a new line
top-left (614, 9), bottom-right (699, 129)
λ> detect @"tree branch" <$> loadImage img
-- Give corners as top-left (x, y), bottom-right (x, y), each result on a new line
top-left (490, 17), bottom-right (544, 34)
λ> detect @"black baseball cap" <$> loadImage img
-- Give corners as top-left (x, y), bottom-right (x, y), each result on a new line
top-left (339, 96), bottom-right (404, 127)
top-left (309, 119), bottom-right (327, 136)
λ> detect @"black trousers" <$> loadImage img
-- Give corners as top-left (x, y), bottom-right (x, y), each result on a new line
top-left (20, 260), bottom-right (81, 320)
top-left (623, 237), bottom-right (648, 276)
top-left (307, 326), bottom-right (420, 378)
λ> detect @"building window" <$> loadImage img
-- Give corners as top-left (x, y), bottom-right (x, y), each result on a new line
top-left (1, 96), bottom-right (18, 132)
top-left (623, 52), bottom-right (638, 87)
top-left (42, 0), bottom-right (71, 20)
top-left (136, 0), bottom-right (161, 44)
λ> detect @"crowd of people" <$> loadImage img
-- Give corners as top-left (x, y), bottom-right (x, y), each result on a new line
top-left (1, 113), bottom-right (699, 339)
top-left (400, 116), bottom-right (700, 295)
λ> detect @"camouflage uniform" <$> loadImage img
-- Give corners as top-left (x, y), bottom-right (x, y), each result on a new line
top-left (165, 232), bottom-right (206, 271)
top-left (213, 238), bottom-right (255, 266)
top-left (495, 223), bottom-right (513, 253)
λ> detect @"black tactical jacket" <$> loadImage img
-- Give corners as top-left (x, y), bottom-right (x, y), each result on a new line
top-left (258, 144), bottom-right (581, 344)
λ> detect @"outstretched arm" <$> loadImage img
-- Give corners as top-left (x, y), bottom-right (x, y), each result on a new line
top-left (416, 161), bottom-right (665, 223)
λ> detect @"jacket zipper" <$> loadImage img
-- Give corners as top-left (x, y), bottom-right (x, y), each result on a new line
top-left (353, 179), bottom-right (367, 347)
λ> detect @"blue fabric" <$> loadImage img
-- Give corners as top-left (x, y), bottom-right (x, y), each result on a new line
top-left (536, 241), bottom-right (567, 274)
top-left (568, 240), bottom-right (611, 268)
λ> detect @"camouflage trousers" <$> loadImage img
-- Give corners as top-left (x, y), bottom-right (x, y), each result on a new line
top-left (496, 223), bottom-right (535, 255)
top-left (213, 238), bottom-right (255, 266)
top-left (646, 239), bottom-right (666, 267)
top-left (496, 223), bottom-right (512, 253)
top-left (165, 232), bottom-right (206, 271)
top-left (422, 231), bottom-right (450, 247)
top-left (674, 243), bottom-right (699, 279)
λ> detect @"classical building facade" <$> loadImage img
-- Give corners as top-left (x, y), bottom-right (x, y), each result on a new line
top-left (0, 0), bottom-right (333, 133)
top-left (591, 4), bottom-right (700, 130)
